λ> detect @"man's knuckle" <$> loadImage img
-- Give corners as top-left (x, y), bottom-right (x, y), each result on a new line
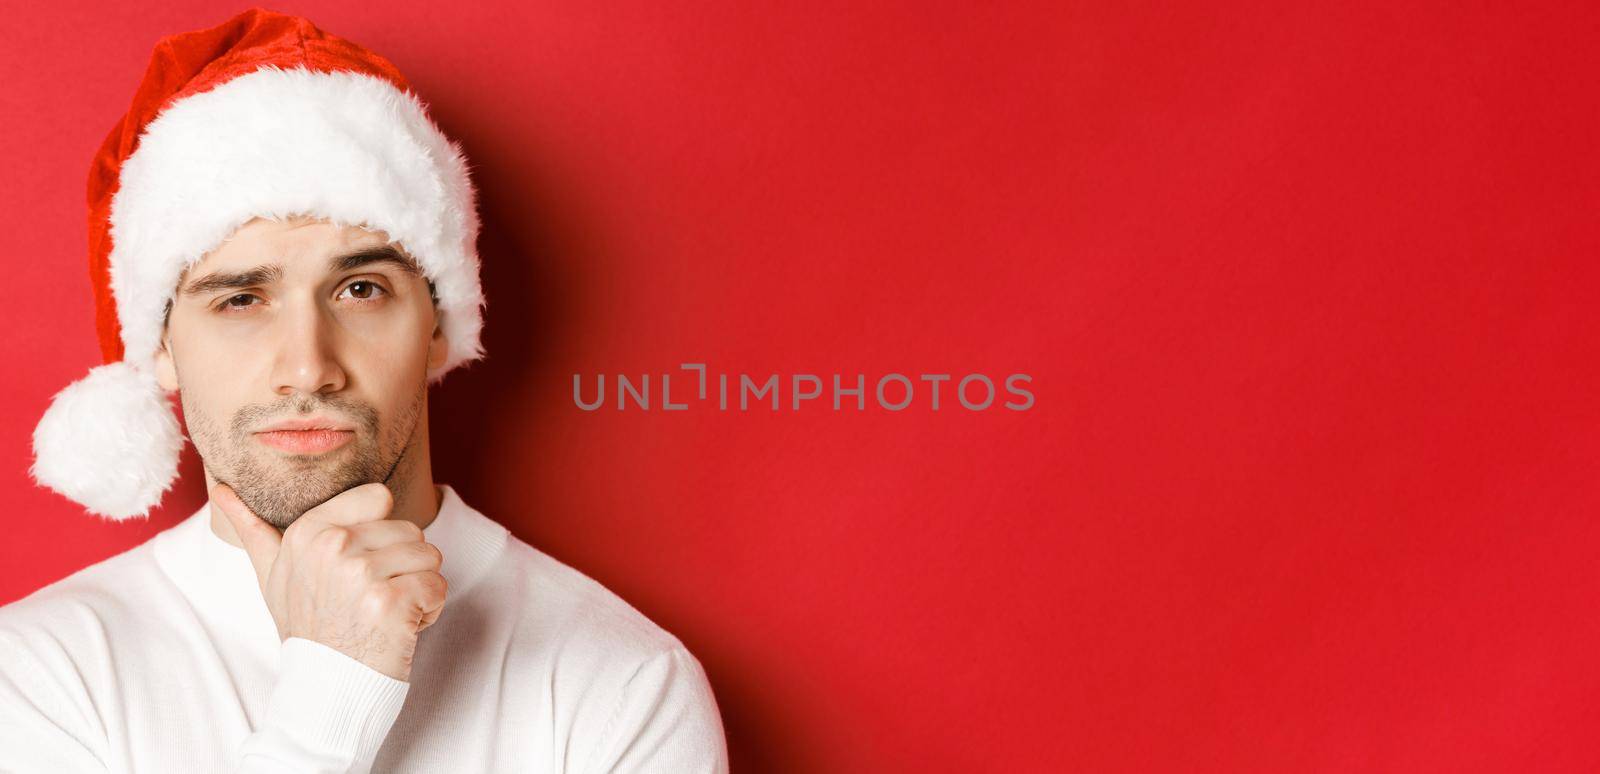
top-left (349, 554), bottom-right (378, 581)
top-left (417, 542), bottom-right (443, 566)
top-left (313, 526), bottom-right (351, 552)
top-left (363, 585), bottom-right (400, 615)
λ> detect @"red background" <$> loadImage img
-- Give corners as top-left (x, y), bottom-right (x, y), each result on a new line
top-left (3, 2), bottom-right (1598, 771)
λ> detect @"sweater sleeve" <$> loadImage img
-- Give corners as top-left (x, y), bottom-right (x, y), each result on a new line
top-left (235, 636), bottom-right (411, 774)
top-left (0, 630), bottom-right (111, 772)
top-left (586, 646), bottom-right (730, 774)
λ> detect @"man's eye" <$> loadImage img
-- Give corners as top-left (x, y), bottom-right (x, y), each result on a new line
top-left (216, 294), bottom-right (260, 312)
top-left (339, 281), bottom-right (389, 302)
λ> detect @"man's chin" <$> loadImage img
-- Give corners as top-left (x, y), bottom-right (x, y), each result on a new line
top-left (233, 478), bottom-right (360, 528)
top-left (228, 461), bottom-right (377, 523)
top-left (210, 431), bottom-right (391, 526)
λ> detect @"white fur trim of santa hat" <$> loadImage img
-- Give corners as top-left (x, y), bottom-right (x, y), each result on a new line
top-left (112, 64), bottom-right (485, 376)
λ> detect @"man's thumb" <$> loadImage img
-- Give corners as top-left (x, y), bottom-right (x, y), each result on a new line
top-left (211, 483), bottom-right (281, 590)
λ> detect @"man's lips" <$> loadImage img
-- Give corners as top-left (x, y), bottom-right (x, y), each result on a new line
top-left (254, 429), bottom-right (355, 454)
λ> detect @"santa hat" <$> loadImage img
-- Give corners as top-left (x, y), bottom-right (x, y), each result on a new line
top-left (30, 7), bottom-right (485, 521)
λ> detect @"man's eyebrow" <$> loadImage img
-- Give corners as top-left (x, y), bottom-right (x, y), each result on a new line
top-left (177, 245), bottom-right (422, 298)
top-left (329, 245), bottom-right (424, 277)
top-left (179, 265), bottom-right (285, 297)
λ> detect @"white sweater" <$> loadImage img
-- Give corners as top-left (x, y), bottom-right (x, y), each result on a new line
top-left (0, 485), bottom-right (729, 773)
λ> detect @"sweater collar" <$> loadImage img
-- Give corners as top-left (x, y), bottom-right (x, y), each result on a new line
top-left (154, 484), bottom-right (508, 640)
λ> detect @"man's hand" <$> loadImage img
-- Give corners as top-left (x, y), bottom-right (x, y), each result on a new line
top-left (211, 482), bottom-right (448, 682)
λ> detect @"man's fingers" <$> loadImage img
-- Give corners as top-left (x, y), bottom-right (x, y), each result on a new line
top-left (387, 571), bottom-right (449, 629)
top-left (294, 483), bottom-right (396, 533)
top-left (417, 607), bottom-right (442, 632)
top-left (345, 519), bottom-right (428, 552)
top-left (360, 541), bottom-right (444, 581)
top-left (210, 482), bottom-right (281, 591)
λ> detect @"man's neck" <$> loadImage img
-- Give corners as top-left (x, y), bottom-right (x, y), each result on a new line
top-left (208, 480), bottom-right (444, 549)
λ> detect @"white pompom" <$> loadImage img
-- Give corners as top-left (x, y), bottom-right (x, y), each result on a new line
top-left (30, 361), bottom-right (185, 520)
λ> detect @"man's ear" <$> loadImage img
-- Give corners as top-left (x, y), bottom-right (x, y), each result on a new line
top-left (426, 317), bottom-right (449, 372)
top-left (154, 331), bottom-right (179, 392)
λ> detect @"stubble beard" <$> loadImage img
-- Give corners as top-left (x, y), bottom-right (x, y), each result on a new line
top-left (184, 386), bottom-right (425, 531)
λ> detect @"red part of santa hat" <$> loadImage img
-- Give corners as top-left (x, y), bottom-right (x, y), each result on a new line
top-left (33, 7), bottom-right (485, 520)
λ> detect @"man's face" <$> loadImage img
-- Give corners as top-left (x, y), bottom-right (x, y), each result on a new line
top-left (155, 215), bottom-right (447, 529)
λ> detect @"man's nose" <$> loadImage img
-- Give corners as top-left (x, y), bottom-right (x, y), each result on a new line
top-left (270, 297), bottom-right (347, 397)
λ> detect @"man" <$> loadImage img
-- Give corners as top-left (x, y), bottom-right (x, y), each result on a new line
top-left (1, 8), bottom-right (728, 773)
